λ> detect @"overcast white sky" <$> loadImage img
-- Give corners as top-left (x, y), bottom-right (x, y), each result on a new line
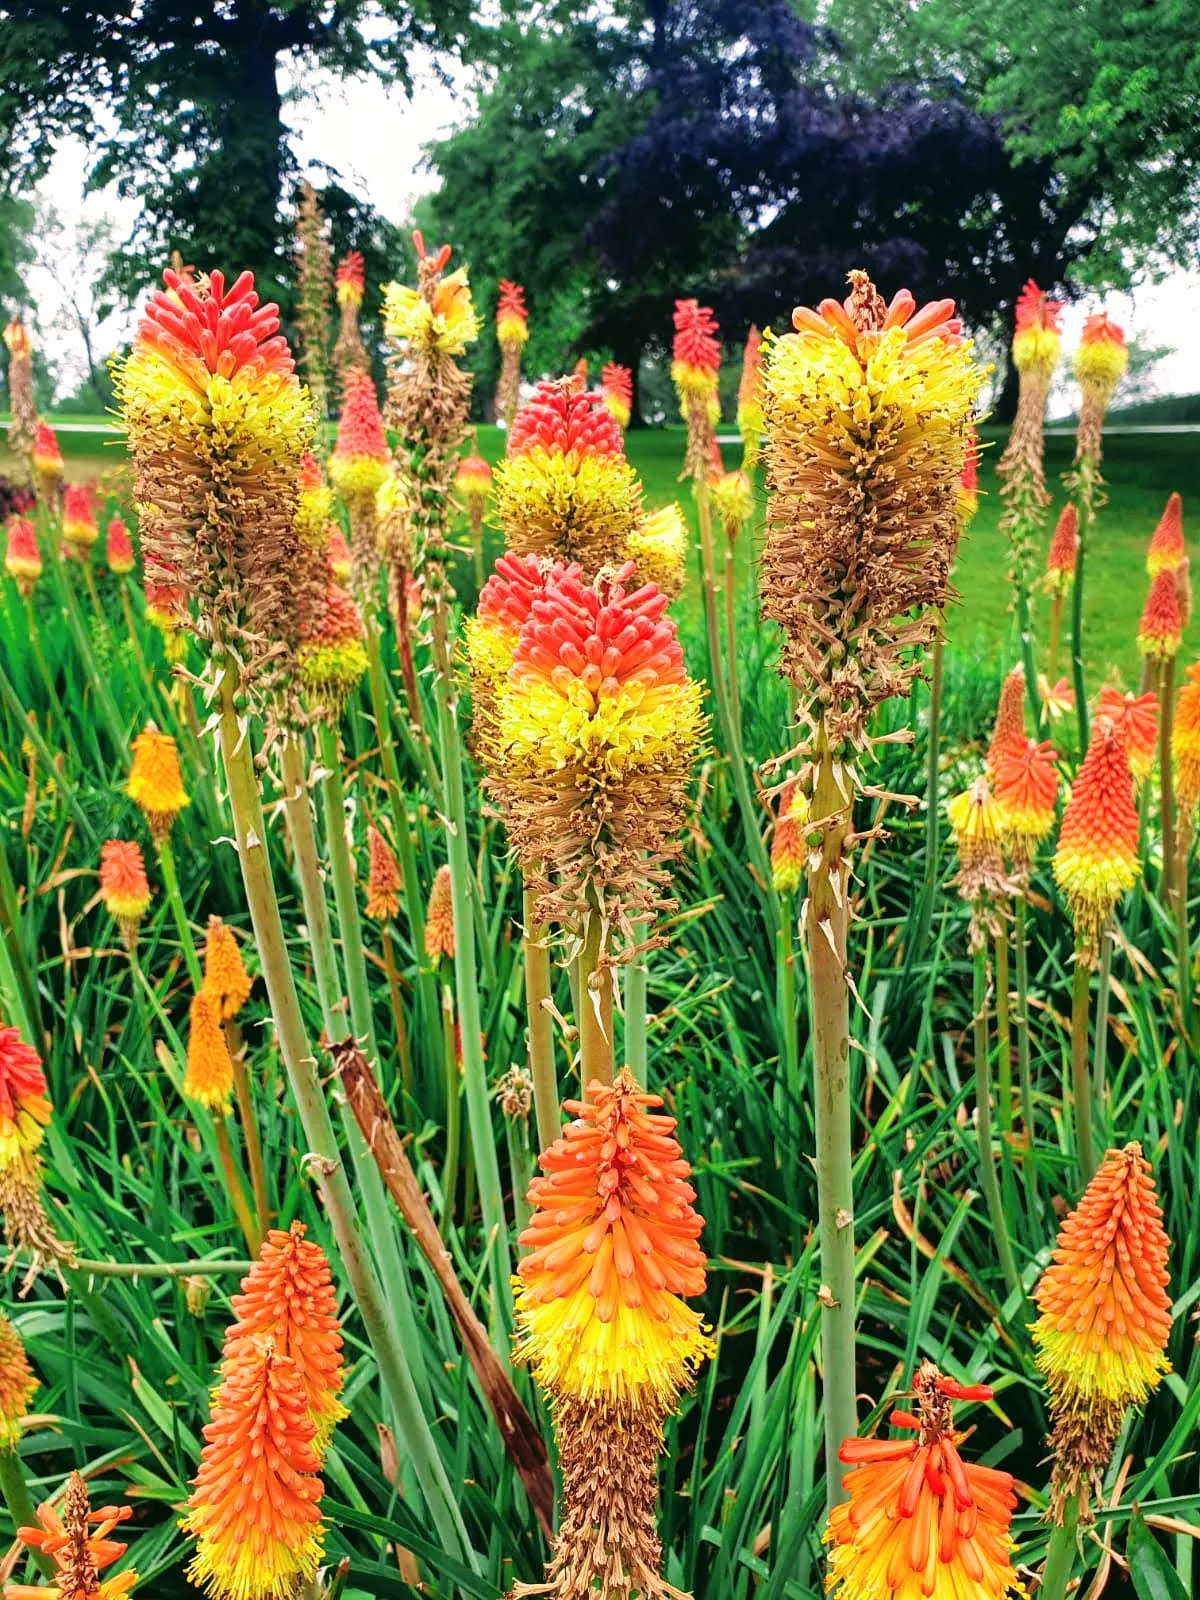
top-left (26, 57), bottom-right (1200, 408)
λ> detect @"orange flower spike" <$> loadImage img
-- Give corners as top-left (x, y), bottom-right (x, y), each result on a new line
top-left (600, 362), bottom-right (633, 430)
top-left (61, 484), bottom-right (99, 551)
top-left (99, 840), bottom-right (153, 949)
top-left (515, 1069), bottom-right (712, 1408)
top-left (1137, 568), bottom-right (1184, 660)
top-left (0, 1026), bottom-right (53, 1172)
top-left (1045, 504), bottom-right (1079, 593)
top-left (184, 990), bottom-right (235, 1114)
top-left (1172, 660), bottom-right (1200, 814)
top-left (1053, 716), bottom-right (1140, 949)
top-left (825, 1365), bottom-right (1021, 1600)
top-left (1095, 687), bottom-right (1158, 783)
top-left (297, 575), bottom-right (368, 714)
top-left (736, 324), bottom-right (763, 465)
top-left (670, 299), bottom-right (721, 400)
top-left (985, 664), bottom-right (1027, 776)
top-left (455, 438), bottom-right (492, 508)
top-left (334, 250), bottom-right (365, 312)
top-left (424, 865), bottom-right (455, 962)
top-left (1011, 278), bottom-right (1063, 377)
top-left (326, 527), bottom-right (351, 584)
top-left (30, 422), bottom-right (63, 484)
top-left (5, 518), bottom-right (42, 594)
top-left (994, 737), bottom-right (1059, 869)
top-left (127, 725), bottom-right (189, 843)
top-left (1146, 492), bottom-right (1185, 578)
top-left (1075, 312), bottom-right (1128, 409)
top-left (328, 370), bottom-right (389, 500)
top-left (364, 825), bottom-right (401, 921)
top-left (958, 435), bottom-right (979, 529)
top-left (105, 515), bottom-right (135, 575)
top-left (202, 916), bottom-right (252, 1019)
top-left (224, 1223), bottom-right (346, 1452)
top-left (496, 280), bottom-right (529, 348)
top-left (1040, 673), bottom-right (1075, 721)
top-left (0, 1313), bottom-right (38, 1451)
top-left (770, 779), bottom-right (810, 894)
top-left (10, 1472), bottom-right (137, 1600)
top-left (182, 1340), bottom-right (326, 1600)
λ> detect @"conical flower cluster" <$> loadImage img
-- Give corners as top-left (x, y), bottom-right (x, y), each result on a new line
top-left (0, 1024), bottom-right (61, 1264)
top-left (292, 181), bottom-right (333, 417)
top-left (770, 778), bottom-right (810, 895)
top-left (1095, 687), bottom-right (1157, 782)
top-left (184, 990), bottom-right (235, 1114)
top-left (495, 279), bottom-right (529, 426)
top-left (456, 438), bottom-right (492, 512)
top-left (3, 320), bottom-right (36, 470)
top-left (183, 1224), bottom-right (344, 1600)
top-left (1137, 567), bottom-right (1184, 661)
top-left (1053, 716), bottom-right (1139, 950)
top-left (998, 281), bottom-right (1061, 602)
top-left (492, 379), bottom-right (642, 571)
top-left (127, 725), bottom-right (189, 843)
top-left (1074, 313), bottom-right (1127, 465)
top-left (364, 825), bottom-right (401, 920)
top-left (710, 469), bottom-right (753, 544)
top-left (62, 484), bottom-right (98, 552)
top-left (297, 568), bottom-right (368, 717)
top-left (31, 423), bottom-right (63, 503)
top-left (5, 518), bottom-right (42, 596)
top-left (601, 363), bottom-right (633, 431)
top-left (9, 1472), bottom-right (137, 1600)
top-left (1146, 492), bottom-right (1185, 578)
top-left (203, 917), bottom-right (252, 1019)
top-left (762, 272), bottom-right (982, 749)
top-left (672, 299), bottom-right (721, 482)
top-left (464, 551), bottom-right (581, 741)
top-left (424, 864), bottom-right (455, 962)
top-left (985, 664), bottom-right (1026, 776)
top-left (331, 250), bottom-right (370, 392)
top-left (624, 503), bottom-right (687, 599)
top-left (105, 516), bottom-right (135, 576)
top-left (99, 840), bottom-right (152, 949)
top-left (993, 737), bottom-right (1059, 873)
top-left (115, 268), bottom-right (314, 710)
top-left (1173, 660), bottom-right (1200, 813)
top-left (736, 325), bottom-right (763, 468)
top-left (0, 1312), bottom-right (38, 1451)
top-left (330, 371), bottom-right (389, 591)
top-left (294, 454), bottom-right (333, 551)
top-left (824, 1366), bottom-right (1021, 1600)
top-left (947, 777), bottom-right (1013, 942)
top-left (1032, 1143), bottom-right (1171, 1516)
top-left (1044, 504), bottom-right (1079, 594)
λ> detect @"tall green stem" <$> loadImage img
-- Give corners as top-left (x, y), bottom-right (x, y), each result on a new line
top-left (1040, 1494), bottom-right (1082, 1600)
top-left (1176, 822), bottom-right (1193, 1038)
top-left (916, 626), bottom-right (944, 955)
top-left (1159, 656), bottom-right (1177, 903)
top-left (523, 886), bottom-right (560, 1154)
top-left (994, 928), bottom-right (1013, 1134)
top-left (1013, 897), bottom-right (1039, 1215)
top-left (316, 721), bottom-right (379, 1059)
top-left (722, 541), bottom-right (743, 750)
top-left (1091, 930), bottom-right (1112, 1102)
top-left (1070, 947), bottom-right (1096, 1183)
top-left (0, 1450), bottom-right (54, 1577)
top-left (158, 837), bottom-right (203, 989)
top-left (971, 944), bottom-right (1022, 1306)
top-left (807, 731), bottom-right (856, 1509)
top-left (625, 950), bottom-right (648, 1083)
top-left (1069, 457), bottom-right (1097, 754)
top-left (576, 900), bottom-right (615, 1088)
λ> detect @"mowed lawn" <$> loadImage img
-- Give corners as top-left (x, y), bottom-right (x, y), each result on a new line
top-left (4, 417), bottom-right (1197, 689)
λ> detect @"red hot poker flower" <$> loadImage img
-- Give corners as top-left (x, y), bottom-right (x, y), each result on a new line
top-left (1146, 492), bottom-right (1185, 578)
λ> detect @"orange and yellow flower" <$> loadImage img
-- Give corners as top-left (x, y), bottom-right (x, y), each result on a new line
top-left (202, 917), bottom-right (252, 1020)
top-left (1095, 687), bottom-right (1157, 782)
top-left (1039, 673), bottom-right (1075, 721)
top-left (61, 484), bottom-right (98, 551)
top-left (424, 865), bottom-right (455, 962)
top-left (1146, 492), bottom-right (1185, 578)
top-left (958, 438), bottom-right (979, 528)
top-left (382, 234), bottom-right (479, 356)
top-left (1173, 660), bottom-right (1200, 813)
top-left (1075, 313), bottom-right (1127, 408)
top-left (496, 279), bottom-right (529, 348)
top-left (334, 250), bottom-right (365, 312)
top-left (127, 725), bottom-right (189, 843)
top-left (295, 453), bottom-right (333, 549)
top-left (736, 325), bottom-right (763, 467)
top-left (185, 990), bottom-right (235, 1114)
top-left (1044, 504), bottom-right (1079, 594)
top-left (492, 379), bottom-right (641, 569)
top-left (770, 779), bottom-right (810, 894)
top-left (993, 737), bottom-right (1059, 870)
top-left (5, 517), bottom-right (41, 593)
top-left (455, 439), bottom-right (492, 509)
top-left (105, 515), bottom-right (135, 575)
top-left (1011, 278), bottom-right (1062, 377)
top-left (9, 1473), bottom-right (137, 1600)
top-left (710, 468), bottom-right (753, 540)
top-left (99, 840), bottom-right (152, 948)
top-left (328, 371), bottom-right (389, 501)
top-left (327, 528), bottom-right (351, 584)
top-left (0, 1024), bottom-right (56, 1261)
top-left (1137, 568), bottom-right (1184, 660)
top-left (364, 825), bottom-right (401, 920)
top-left (825, 1367), bottom-right (1020, 1600)
top-left (985, 664), bottom-right (1027, 776)
top-left (0, 1313), bottom-right (37, 1452)
top-left (515, 1069), bottom-right (712, 1409)
top-left (671, 299), bottom-right (721, 403)
top-left (31, 422), bottom-right (63, 486)
top-left (600, 362), bottom-right (633, 430)
top-left (1053, 716), bottom-right (1140, 949)
top-left (297, 573), bottom-right (368, 714)
top-left (623, 502), bottom-right (687, 599)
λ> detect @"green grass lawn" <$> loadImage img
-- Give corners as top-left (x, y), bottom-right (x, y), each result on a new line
top-left (5, 415), bottom-right (1196, 688)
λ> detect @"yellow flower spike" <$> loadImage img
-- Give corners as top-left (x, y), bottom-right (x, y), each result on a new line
top-left (127, 725), bottom-right (189, 844)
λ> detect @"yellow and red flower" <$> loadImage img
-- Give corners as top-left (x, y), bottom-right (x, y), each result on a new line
top-left (496, 280), bottom-right (529, 348)
top-left (329, 371), bottom-right (389, 500)
top-left (1095, 687), bottom-right (1157, 782)
top-left (1137, 568), bottom-right (1184, 660)
top-left (0, 1313), bottom-right (37, 1452)
top-left (202, 917), bottom-right (252, 1020)
top-left (61, 484), bottom-right (98, 551)
top-left (327, 527), bottom-right (351, 584)
top-left (671, 299), bottom-right (721, 403)
top-left (455, 439), bottom-right (492, 510)
top-left (946, 776), bottom-right (1012, 930)
top-left (334, 250), bottom-right (365, 313)
top-left (364, 825), bottom-right (401, 921)
top-left (31, 422), bottom-right (63, 486)
top-left (492, 378), bottom-right (641, 570)
top-left (295, 453), bottom-right (333, 549)
top-left (382, 234), bottom-right (479, 356)
top-left (736, 325), bottom-right (763, 467)
top-left (298, 572), bottom-right (368, 714)
top-left (1173, 660), bottom-right (1200, 814)
top-left (185, 989), bottom-right (235, 1114)
top-left (424, 865), bottom-right (455, 962)
top-left (1053, 716), bottom-right (1140, 949)
top-left (958, 436), bottom-right (979, 528)
top-left (1146, 492), bottom-right (1185, 578)
top-left (515, 1069), bottom-right (712, 1408)
top-left (770, 778), bottom-right (810, 894)
top-left (0, 1023), bottom-right (56, 1260)
top-left (1044, 504), bottom-right (1079, 594)
top-left (1039, 673), bottom-right (1075, 721)
top-left (710, 469), bottom-right (754, 540)
top-left (1075, 313), bottom-right (1127, 408)
top-left (985, 664), bottom-right (1027, 776)
top-left (993, 737), bottom-right (1059, 870)
top-left (9, 1473), bottom-right (137, 1600)
top-left (600, 362), bottom-right (633, 430)
top-left (99, 840), bottom-right (152, 948)
top-left (127, 725), bottom-right (189, 843)
top-left (825, 1366), bottom-right (1021, 1600)
top-left (623, 502), bottom-right (688, 599)
top-left (1011, 278), bottom-right (1062, 377)
top-left (105, 515), bottom-right (135, 575)
top-left (4, 517), bottom-right (41, 594)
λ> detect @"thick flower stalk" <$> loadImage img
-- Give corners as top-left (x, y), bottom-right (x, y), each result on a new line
top-left (0, 1313), bottom-right (37, 1451)
top-left (492, 379), bottom-right (642, 571)
top-left (8, 1472), bottom-right (137, 1600)
top-left (104, 516), bottom-right (134, 576)
top-left (5, 518), bottom-right (41, 598)
top-left (127, 725), bottom-right (189, 843)
top-left (331, 250), bottom-right (370, 394)
top-left (770, 779), bottom-right (809, 895)
top-left (364, 825), bottom-right (401, 920)
top-left (624, 503), bottom-right (687, 599)
top-left (99, 839), bottom-right (152, 950)
top-left (495, 279), bottom-right (529, 427)
top-left (1032, 1143), bottom-right (1171, 1521)
top-left (1095, 687), bottom-right (1157, 783)
top-left (825, 1367), bottom-right (1021, 1600)
top-left (512, 1071), bottom-right (711, 1600)
top-left (994, 737), bottom-right (1059, 873)
top-left (30, 423), bottom-right (63, 508)
top-left (671, 299), bottom-right (721, 483)
top-left (424, 864), bottom-right (455, 962)
top-left (1147, 492), bottom-right (1185, 578)
top-left (292, 181), bottom-right (333, 418)
top-left (61, 485), bottom-right (98, 553)
top-left (736, 325), bottom-right (763, 469)
top-left (329, 370), bottom-right (389, 593)
top-left (0, 1024), bottom-right (62, 1267)
top-left (182, 1225), bottom-right (344, 1600)
top-left (115, 267), bottom-right (315, 712)
top-left (600, 362), bottom-right (633, 431)
top-left (3, 320), bottom-right (36, 474)
top-left (202, 917), bottom-right (252, 1019)
top-left (478, 563), bottom-right (705, 960)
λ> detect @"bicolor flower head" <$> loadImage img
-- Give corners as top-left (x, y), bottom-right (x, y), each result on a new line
top-left (0, 1024), bottom-right (57, 1266)
top-left (99, 840), bottom-right (152, 949)
top-left (1137, 568), bottom-right (1184, 660)
top-left (496, 279), bottom-right (529, 348)
top-left (958, 439), bottom-right (979, 528)
top-left (61, 484), bottom-right (98, 550)
top-left (334, 250), bottom-right (365, 312)
top-left (116, 267), bottom-right (314, 707)
top-left (10, 1472), bottom-right (136, 1600)
top-left (1095, 687), bottom-right (1157, 783)
top-left (202, 917), bottom-right (252, 1020)
top-left (455, 439), bottom-right (492, 509)
top-left (1146, 492), bottom-right (1185, 578)
top-left (985, 664), bottom-right (1027, 777)
top-left (5, 518), bottom-right (41, 594)
top-left (1011, 278), bottom-right (1063, 377)
top-left (31, 422), bottom-right (63, 485)
top-left (711, 469), bottom-right (753, 541)
top-left (327, 528), bottom-right (351, 584)
top-left (670, 299), bottom-right (721, 401)
top-left (993, 737), bottom-right (1059, 871)
top-left (1075, 313), bottom-right (1127, 409)
top-left (1044, 504), bottom-right (1079, 594)
top-left (297, 573), bottom-right (367, 716)
top-left (515, 1069), bottom-right (711, 1410)
top-left (492, 378), bottom-right (641, 570)
top-left (382, 234), bottom-right (479, 357)
top-left (364, 825), bottom-right (401, 921)
top-left (329, 371), bottom-right (389, 500)
top-left (947, 777), bottom-right (1012, 935)
top-left (0, 1313), bottom-right (37, 1451)
top-left (105, 515), bottom-right (135, 575)
top-left (424, 864), bottom-right (455, 962)
top-left (1033, 1143), bottom-right (1171, 1513)
top-left (185, 990), bottom-right (235, 1114)
top-left (1053, 716), bottom-right (1140, 950)
top-left (624, 503), bottom-right (687, 600)
top-left (1040, 673), bottom-right (1075, 721)
top-left (482, 564), bottom-right (706, 946)
top-left (2, 320), bottom-right (31, 361)
top-left (127, 725), bottom-right (189, 843)
top-left (294, 454), bottom-right (333, 550)
top-left (770, 778), bottom-right (810, 894)
top-left (373, 469), bottom-right (413, 567)
top-left (466, 552), bottom-right (581, 744)
top-left (762, 271), bottom-right (983, 749)
top-left (600, 362), bottom-right (633, 430)
top-left (736, 325), bottom-right (764, 466)
top-left (825, 1366), bottom-right (1020, 1600)
top-left (1173, 660), bottom-right (1200, 814)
